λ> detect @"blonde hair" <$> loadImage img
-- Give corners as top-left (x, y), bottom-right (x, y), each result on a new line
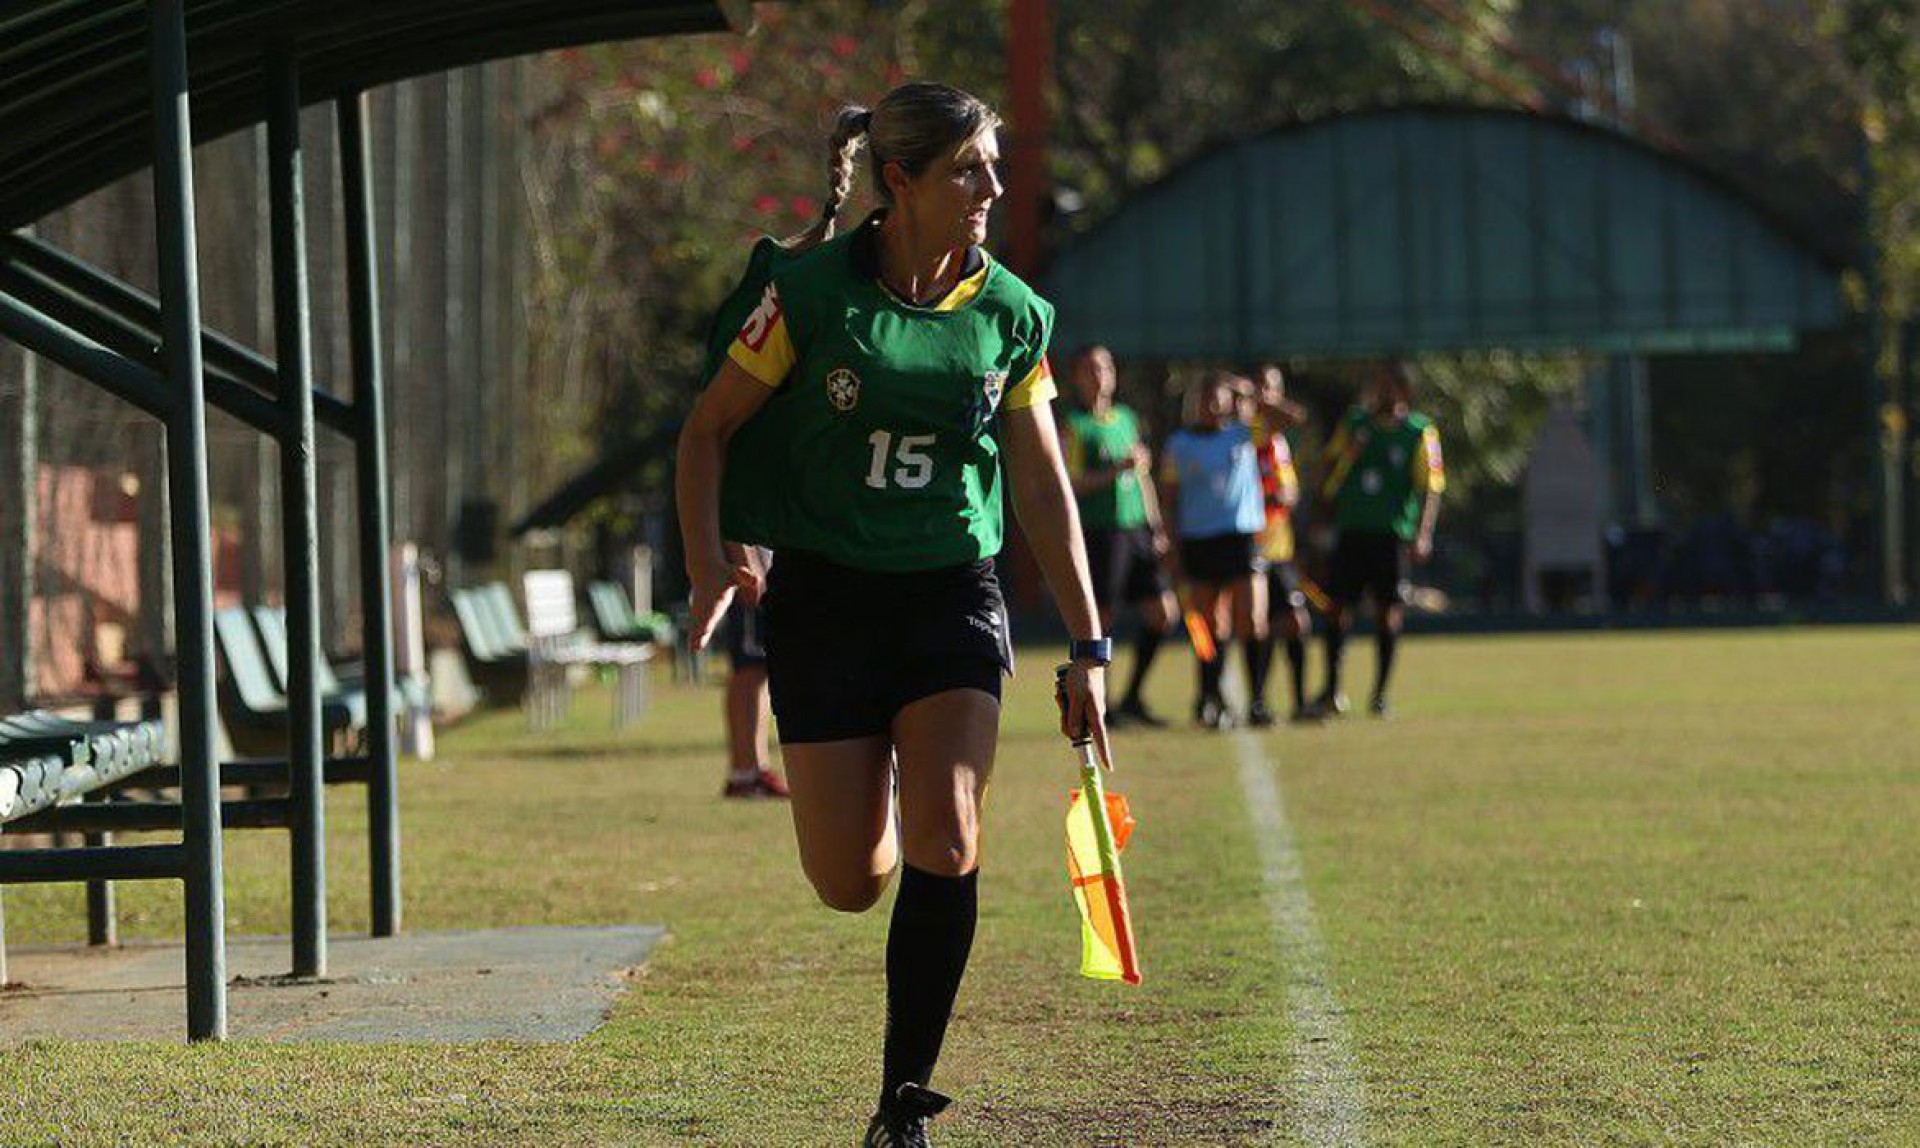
top-left (783, 82), bottom-right (1000, 251)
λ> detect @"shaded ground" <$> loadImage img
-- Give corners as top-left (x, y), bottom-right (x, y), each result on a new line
top-left (0, 925), bottom-right (663, 1043)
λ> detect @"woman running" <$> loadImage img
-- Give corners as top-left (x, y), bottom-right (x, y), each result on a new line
top-left (676, 82), bottom-right (1111, 1147)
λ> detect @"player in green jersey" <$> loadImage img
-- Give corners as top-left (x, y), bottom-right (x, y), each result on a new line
top-left (1063, 345), bottom-right (1176, 727)
top-left (1314, 362), bottom-right (1445, 718)
top-left (676, 83), bottom-right (1109, 1148)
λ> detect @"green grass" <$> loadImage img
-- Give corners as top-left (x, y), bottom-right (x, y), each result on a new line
top-left (0, 628), bottom-right (1916, 1145)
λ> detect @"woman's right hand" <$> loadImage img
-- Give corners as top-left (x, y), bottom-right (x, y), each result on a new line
top-left (687, 543), bottom-right (763, 652)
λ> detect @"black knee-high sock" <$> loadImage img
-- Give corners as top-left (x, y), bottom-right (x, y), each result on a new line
top-left (1198, 647), bottom-right (1226, 705)
top-left (881, 865), bottom-right (978, 1105)
top-left (1373, 627), bottom-right (1399, 701)
top-left (1285, 635), bottom-right (1308, 711)
top-left (1123, 626), bottom-right (1165, 704)
top-left (1323, 617), bottom-right (1347, 698)
top-left (1245, 637), bottom-right (1274, 707)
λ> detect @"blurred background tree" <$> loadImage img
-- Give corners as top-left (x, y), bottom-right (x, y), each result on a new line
top-left (523, 0), bottom-right (1907, 598)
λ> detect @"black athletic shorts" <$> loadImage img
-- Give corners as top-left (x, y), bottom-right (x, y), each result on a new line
top-left (1267, 559), bottom-right (1308, 611)
top-left (1327, 529), bottom-right (1411, 607)
top-left (1178, 532), bottom-right (1261, 585)
top-left (1084, 527), bottom-right (1170, 613)
top-left (723, 600), bottom-right (767, 670)
top-left (760, 550), bottom-right (1011, 744)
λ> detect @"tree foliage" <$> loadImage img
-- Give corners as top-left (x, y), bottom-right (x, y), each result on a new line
top-left (522, 0), bottom-right (1904, 550)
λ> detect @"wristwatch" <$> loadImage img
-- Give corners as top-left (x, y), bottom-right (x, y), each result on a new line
top-left (1068, 637), bottom-right (1113, 667)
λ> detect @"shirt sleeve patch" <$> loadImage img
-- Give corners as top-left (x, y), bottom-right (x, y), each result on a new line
top-left (1417, 424), bottom-right (1446, 494)
top-left (1004, 354), bottom-right (1056, 411)
top-left (727, 283), bottom-right (795, 388)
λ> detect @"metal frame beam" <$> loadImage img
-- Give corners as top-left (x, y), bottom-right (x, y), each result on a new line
top-left (149, 0), bottom-right (227, 1042)
top-left (7, 799), bottom-right (292, 836)
top-left (267, 47), bottom-right (327, 980)
top-left (0, 288), bottom-right (173, 418)
top-left (0, 231), bottom-right (356, 435)
top-left (341, 91), bottom-right (402, 938)
top-left (0, 844), bottom-right (184, 885)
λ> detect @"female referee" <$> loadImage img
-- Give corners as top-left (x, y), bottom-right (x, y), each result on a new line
top-left (675, 82), bottom-right (1111, 1147)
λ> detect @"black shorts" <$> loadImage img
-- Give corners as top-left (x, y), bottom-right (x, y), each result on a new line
top-left (761, 550), bottom-right (1011, 744)
top-left (1267, 560), bottom-right (1307, 610)
top-left (1084, 527), bottom-right (1170, 612)
top-left (1178, 532), bottom-right (1261, 585)
top-left (723, 600), bottom-right (767, 670)
top-left (1328, 529), bottom-right (1411, 607)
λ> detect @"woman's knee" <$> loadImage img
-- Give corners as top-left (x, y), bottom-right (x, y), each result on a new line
top-left (805, 864), bottom-right (889, 913)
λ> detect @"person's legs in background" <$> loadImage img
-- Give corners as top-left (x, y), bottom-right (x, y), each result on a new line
top-left (722, 601), bottom-right (788, 798)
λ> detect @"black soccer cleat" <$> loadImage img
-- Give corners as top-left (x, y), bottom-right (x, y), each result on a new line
top-left (862, 1083), bottom-right (953, 1148)
top-left (1246, 701), bottom-right (1276, 728)
top-left (1368, 694), bottom-right (1392, 719)
top-left (1310, 690), bottom-right (1350, 719)
top-left (1114, 696), bottom-right (1167, 728)
top-left (1194, 697), bottom-right (1235, 731)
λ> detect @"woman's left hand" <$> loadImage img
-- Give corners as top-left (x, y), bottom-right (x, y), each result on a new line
top-left (1058, 659), bottom-right (1113, 770)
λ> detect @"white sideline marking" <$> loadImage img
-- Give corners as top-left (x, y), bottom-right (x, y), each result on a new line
top-left (1232, 725), bottom-right (1368, 1145)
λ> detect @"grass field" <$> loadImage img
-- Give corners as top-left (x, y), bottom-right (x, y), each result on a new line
top-left (0, 628), bottom-right (1916, 1146)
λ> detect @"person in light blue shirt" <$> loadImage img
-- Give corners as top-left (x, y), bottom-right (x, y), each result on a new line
top-left (1158, 371), bottom-right (1269, 728)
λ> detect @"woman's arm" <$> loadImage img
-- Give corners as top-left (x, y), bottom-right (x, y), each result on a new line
top-left (675, 358), bottom-right (777, 650)
top-left (1000, 402), bottom-right (1113, 767)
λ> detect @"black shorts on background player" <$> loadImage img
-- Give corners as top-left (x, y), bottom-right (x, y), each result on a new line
top-left (1268, 560), bottom-right (1308, 611)
top-left (1178, 531), bottom-right (1260, 586)
top-left (724, 600), bottom-right (768, 669)
top-left (1327, 529), bottom-right (1411, 607)
top-left (761, 550), bottom-right (1011, 744)
top-left (1084, 527), bottom-right (1169, 613)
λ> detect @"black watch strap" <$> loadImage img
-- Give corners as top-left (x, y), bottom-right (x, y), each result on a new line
top-left (1069, 637), bottom-right (1113, 666)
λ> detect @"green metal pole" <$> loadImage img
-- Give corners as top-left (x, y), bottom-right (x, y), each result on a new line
top-left (269, 49), bottom-right (327, 979)
top-left (148, 0), bottom-right (227, 1041)
top-left (0, 310), bottom-right (33, 713)
top-left (340, 92), bottom-right (402, 937)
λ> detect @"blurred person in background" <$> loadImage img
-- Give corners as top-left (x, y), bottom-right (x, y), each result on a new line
top-left (1248, 365), bottom-right (1317, 723)
top-left (1062, 345), bottom-right (1177, 727)
top-left (1158, 370), bottom-right (1269, 728)
top-left (1313, 362), bottom-right (1444, 718)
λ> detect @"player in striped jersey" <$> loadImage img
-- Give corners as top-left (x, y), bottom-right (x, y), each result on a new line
top-left (1249, 366), bottom-right (1317, 723)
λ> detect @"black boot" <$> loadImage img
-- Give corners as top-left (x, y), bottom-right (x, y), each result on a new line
top-left (862, 1083), bottom-right (953, 1147)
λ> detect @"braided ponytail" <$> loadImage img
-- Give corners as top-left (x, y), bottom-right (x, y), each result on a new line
top-left (782, 105), bottom-right (871, 251)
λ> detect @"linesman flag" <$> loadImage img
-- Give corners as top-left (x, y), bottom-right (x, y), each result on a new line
top-left (1056, 665), bottom-right (1142, 985)
top-left (1066, 777), bottom-right (1141, 984)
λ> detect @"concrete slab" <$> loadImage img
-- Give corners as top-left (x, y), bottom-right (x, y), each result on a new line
top-left (0, 924), bottom-right (666, 1043)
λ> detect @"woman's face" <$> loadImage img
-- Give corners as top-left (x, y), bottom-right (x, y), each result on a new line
top-left (1073, 348), bottom-right (1116, 408)
top-left (1198, 382), bottom-right (1235, 426)
top-left (894, 128), bottom-right (1004, 250)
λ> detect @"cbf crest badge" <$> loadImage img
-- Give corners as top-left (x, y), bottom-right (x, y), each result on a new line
top-left (825, 368), bottom-right (861, 412)
top-left (982, 369), bottom-right (1008, 413)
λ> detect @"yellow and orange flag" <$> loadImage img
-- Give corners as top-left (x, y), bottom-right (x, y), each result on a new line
top-left (1065, 764), bottom-right (1141, 985)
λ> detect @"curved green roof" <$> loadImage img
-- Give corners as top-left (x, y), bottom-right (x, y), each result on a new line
top-left (0, 0), bottom-right (741, 230)
top-left (1045, 105), bottom-right (1849, 360)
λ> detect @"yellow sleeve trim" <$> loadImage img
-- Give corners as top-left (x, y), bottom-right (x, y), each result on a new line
top-left (1004, 354), bottom-right (1056, 411)
top-left (1416, 424), bottom-right (1446, 495)
top-left (725, 283), bottom-right (795, 388)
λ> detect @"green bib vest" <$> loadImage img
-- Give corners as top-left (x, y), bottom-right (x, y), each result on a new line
top-left (1332, 408), bottom-right (1437, 540)
top-left (1065, 407), bottom-right (1148, 531)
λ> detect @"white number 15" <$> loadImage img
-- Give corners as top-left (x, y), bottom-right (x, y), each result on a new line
top-left (865, 430), bottom-right (936, 490)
